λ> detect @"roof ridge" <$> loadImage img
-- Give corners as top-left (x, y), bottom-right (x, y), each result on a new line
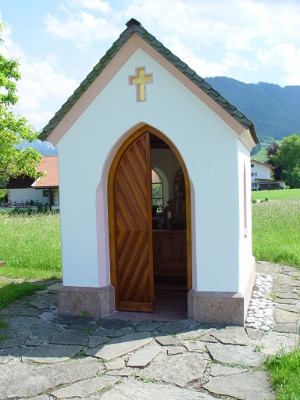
top-left (40, 19), bottom-right (258, 144)
top-left (126, 18), bottom-right (142, 28)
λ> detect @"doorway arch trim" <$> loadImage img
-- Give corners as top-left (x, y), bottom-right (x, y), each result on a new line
top-left (107, 124), bottom-right (192, 305)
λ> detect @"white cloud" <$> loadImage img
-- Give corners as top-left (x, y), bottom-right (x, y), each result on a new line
top-left (257, 43), bottom-right (300, 85)
top-left (0, 22), bottom-right (26, 60)
top-left (1, 23), bottom-right (78, 129)
top-left (73, 0), bottom-right (111, 13)
top-left (41, 0), bottom-right (300, 85)
top-left (119, 0), bottom-right (300, 50)
top-left (223, 52), bottom-right (256, 72)
top-left (18, 58), bottom-right (78, 128)
top-left (44, 7), bottom-right (119, 49)
top-left (165, 36), bottom-right (227, 78)
top-left (2, 0), bottom-right (300, 135)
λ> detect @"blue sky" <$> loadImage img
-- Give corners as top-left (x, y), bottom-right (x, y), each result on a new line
top-left (1, 0), bottom-right (300, 131)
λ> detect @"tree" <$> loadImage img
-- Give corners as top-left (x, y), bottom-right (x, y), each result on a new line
top-left (266, 141), bottom-right (281, 180)
top-left (270, 134), bottom-right (300, 188)
top-left (0, 21), bottom-right (41, 185)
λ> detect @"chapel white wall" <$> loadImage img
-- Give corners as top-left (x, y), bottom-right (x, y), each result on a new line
top-left (237, 139), bottom-right (254, 295)
top-left (57, 48), bottom-right (244, 292)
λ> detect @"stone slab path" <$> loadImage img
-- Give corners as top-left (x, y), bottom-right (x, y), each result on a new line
top-left (0, 261), bottom-right (299, 400)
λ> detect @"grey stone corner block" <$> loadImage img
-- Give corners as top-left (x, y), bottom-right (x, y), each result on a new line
top-left (187, 290), bottom-right (246, 326)
top-left (58, 285), bottom-right (115, 318)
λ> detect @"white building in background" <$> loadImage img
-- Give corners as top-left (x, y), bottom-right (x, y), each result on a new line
top-left (251, 160), bottom-right (285, 190)
top-left (7, 156), bottom-right (59, 209)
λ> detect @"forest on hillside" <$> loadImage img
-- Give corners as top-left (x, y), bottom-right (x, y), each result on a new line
top-left (205, 77), bottom-right (300, 142)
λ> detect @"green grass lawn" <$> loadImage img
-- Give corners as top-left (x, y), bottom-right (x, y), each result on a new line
top-left (252, 143), bottom-right (268, 163)
top-left (252, 198), bottom-right (300, 268)
top-left (0, 278), bottom-right (46, 308)
top-left (266, 347), bottom-right (300, 400)
top-left (252, 188), bottom-right (300, 201)
top-left (0, 213), bottom-right (62, 279)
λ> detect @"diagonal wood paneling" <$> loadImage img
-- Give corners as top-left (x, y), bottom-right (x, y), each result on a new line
top-left (114, 133), bottom-right (154, 311)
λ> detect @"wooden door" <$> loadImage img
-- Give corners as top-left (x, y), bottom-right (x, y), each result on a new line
top-left (114, 133), bottom-right (154, 312)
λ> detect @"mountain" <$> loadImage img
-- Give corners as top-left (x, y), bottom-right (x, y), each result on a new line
top-left (205, 77), bottom-right (300, 142)
top-left (30, 140), bottom-right (58, 156)
top-left (20, 139), bottom-right (57, 156)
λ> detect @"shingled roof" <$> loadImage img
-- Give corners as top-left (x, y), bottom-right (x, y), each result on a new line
top-left (32, 156), bottom-right (59, 188)
top-left (40, 18), bottom-right (258, 144)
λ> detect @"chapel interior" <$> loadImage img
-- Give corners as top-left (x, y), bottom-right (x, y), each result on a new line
top-left (150, 134), bottom-right (187, 315)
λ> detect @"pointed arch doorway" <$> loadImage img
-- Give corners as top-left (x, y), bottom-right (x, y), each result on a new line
top-left (108, 125), bottom-right (192, 315)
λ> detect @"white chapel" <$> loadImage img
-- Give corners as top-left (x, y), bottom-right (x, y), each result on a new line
top-left (40, 19), bottom-right (258, 325)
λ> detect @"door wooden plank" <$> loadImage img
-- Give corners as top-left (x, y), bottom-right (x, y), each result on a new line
top-left (114, 133), bottom-right (154, 311)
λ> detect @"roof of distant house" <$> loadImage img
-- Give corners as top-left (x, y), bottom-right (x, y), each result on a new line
top-left (32, 156), bottom-right (59, 188)
top-left (251, 159), bottom-right (274, 170)
top-left (40, 18), bottom-right (258, 144)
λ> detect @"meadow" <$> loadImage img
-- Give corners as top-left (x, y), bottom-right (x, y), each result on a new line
top-left (252, 188), bottom-right (300, 201)
top-left (0, 212), bottom-right (62, 279)
top-left (252, 198), bottom-right (300, 268)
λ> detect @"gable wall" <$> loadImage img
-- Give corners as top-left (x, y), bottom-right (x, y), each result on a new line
top-left (57, 48), bottom-right (244, 292)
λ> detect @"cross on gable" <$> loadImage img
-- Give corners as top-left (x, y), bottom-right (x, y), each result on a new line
top-left (129, 67), bottom-right (153, 102)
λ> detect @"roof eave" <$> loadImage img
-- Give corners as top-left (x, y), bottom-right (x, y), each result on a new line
top-left (33, 185), bottom-right (59, 189)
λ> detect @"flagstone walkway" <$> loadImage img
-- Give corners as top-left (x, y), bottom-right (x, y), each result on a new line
top-left (0, 261), bottom-right (299, 400)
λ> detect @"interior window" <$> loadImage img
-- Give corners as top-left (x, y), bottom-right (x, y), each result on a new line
top-left (151, 169), bottom-right (163, 214)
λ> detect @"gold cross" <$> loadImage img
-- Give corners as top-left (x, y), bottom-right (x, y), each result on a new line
top-left (129, 67), bottom-right (153, 102)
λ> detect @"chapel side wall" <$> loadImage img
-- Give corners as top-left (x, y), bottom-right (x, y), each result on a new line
top-left (237, 139), bottom-right (255, 297)
top-left (57, 47), bottom-right (241, 292)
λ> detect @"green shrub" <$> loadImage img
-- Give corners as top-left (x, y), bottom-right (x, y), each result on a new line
top-left (0, 189), bottom-right (8, 204)
top-left (10, 207), bottom-right (21, 214)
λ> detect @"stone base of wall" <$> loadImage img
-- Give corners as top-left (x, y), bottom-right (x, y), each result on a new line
top-left (58, 261), bottom-right (255, 324)
top-left (243, 257), bottom-right (256, 319)
top-left (58, 285), bottom-right (115, 318)
top-left (188, 261), bottom-right (256, 326)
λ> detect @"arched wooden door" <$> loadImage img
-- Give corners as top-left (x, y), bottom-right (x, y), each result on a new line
top-left (109, 132), bottom-right (154, 312)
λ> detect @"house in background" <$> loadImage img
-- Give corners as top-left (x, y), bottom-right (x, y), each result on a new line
top-left (7, 156), bottom-right (59, 209)
top-left (251, 159), bottom-right (285, 190)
